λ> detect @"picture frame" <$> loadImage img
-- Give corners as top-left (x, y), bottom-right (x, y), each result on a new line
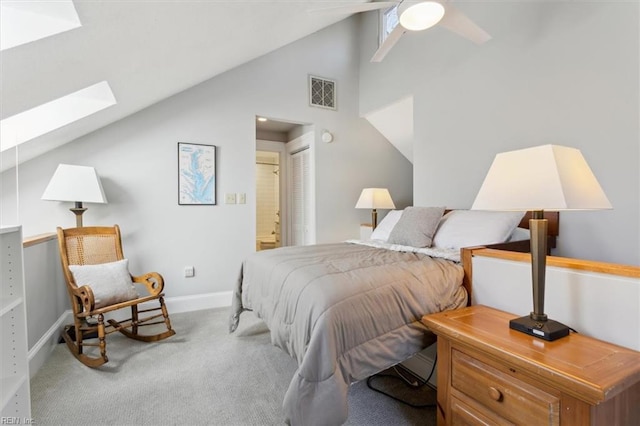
top-left (178, 142), bottom-right (216, 205)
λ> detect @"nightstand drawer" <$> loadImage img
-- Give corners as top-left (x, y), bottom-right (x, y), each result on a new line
top-left (451, 395), bottom-right (514, 426)
top-left (452, 349), bottom-right (560, 425)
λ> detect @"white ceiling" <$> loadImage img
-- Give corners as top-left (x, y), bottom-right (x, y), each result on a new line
top-left (0, 0), bottom-right (369, 170)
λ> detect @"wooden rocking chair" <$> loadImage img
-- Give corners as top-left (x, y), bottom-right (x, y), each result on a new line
top-left (57, 225), bottom-right (175, 367)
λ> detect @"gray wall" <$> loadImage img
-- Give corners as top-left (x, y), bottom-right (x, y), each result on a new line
top-left (1, 17), bottom-right (413, 300)
top-left (359, 1), bottom-right (639, 265)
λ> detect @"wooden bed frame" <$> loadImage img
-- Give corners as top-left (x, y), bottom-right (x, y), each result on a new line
top-left (459, 211), bottom-right (559, 304)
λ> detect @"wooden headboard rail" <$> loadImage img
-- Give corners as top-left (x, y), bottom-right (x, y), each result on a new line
top-left (470, 248), bottom-right (639, 278)
top-left (461, 247), bottom-right (640, 306)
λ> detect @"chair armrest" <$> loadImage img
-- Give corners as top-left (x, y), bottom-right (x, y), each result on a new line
top-left (71, 285), bottom-right (96, 314)
top-left (132, 272), bottom-right (164, 296)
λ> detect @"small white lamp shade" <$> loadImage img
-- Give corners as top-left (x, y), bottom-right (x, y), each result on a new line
top-left (42, 164), bottom-right (107, 204)
top-left (472, 144), bottom-right (611, 211)
top-left (356, 188), bottom-right (395, 229)
top-left (355, 188), bottom-right (396, 210)
top-left (42, 164), bottom-right (107, 227)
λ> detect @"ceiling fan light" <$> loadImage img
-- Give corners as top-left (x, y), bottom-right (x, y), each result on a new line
top-left (399, 2), bottom-right (445, 31)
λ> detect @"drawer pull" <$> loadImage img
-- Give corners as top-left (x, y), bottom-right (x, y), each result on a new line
top-left (488, 386), bottom-right (503, 402)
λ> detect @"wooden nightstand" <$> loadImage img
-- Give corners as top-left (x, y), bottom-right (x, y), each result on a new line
top-left (422, 305), bottom-right (640, 426)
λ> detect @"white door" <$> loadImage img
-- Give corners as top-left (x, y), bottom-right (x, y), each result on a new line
top-left (289, 148), bottom-right (309, 245)
top-left (287, 132), bottom-right (315, 246)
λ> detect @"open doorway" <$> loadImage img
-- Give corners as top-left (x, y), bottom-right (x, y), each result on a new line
top-left (255, 150), bottom-right (281, 251)
top-left (255, 116), bottom-right (315, 250)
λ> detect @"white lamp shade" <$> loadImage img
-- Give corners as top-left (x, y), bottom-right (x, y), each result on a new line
top-left (42, 164), bottom-right (108, 203)
top-left (472, 145), bottom-right (611, 211)
top-left (355, 188), bottom-right (396, 209)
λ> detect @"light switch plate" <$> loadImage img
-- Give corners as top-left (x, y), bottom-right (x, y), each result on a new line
top-left (184, 266), bottom-right (195, 277)
top-left (225, 193), bottom-right (237, 204)
top-left (237, 193), bottom-right (246, 204)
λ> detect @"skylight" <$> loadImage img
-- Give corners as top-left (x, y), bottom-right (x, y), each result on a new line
top-left (0, 0), bottom-right (82, 51)
top-left (0, 81), bottom-right (117, 151)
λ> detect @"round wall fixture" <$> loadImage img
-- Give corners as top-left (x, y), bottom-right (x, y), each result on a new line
top-left (321, 130), bottom-right (334, 143)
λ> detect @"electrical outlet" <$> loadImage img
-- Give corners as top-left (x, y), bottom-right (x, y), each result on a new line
top-left (237, 193), bottom-right (246, 204)
top-left (184, 266), bottom-right (194, 277)
top-left (225, 193), bottom-right (236, 204)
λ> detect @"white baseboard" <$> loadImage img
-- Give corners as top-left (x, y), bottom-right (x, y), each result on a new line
top-left (28, 291), bottom-right (233, 377)
top-left (162, 291), bottom-right (233, 314)
top-left (28, 310), bottom-right (72, 379)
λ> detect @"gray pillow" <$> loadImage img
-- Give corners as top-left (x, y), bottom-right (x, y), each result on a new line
top-left (387, 206), bottom-right (446, 247)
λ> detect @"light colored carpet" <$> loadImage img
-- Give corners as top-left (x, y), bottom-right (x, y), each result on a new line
top-left (30, 308), bottom-right (436, 425)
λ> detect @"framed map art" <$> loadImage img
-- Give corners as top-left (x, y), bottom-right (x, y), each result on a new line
top-left (178, 142), bottom-right (216, 205)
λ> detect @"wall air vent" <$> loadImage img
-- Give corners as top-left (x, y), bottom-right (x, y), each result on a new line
top-left (309, 75), bottom-right (336, 110)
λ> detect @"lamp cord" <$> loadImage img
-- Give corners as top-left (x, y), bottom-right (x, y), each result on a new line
top-left (366, 354), bottom-right (438, 409)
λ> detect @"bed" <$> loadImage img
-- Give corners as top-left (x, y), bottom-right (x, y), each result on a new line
top-left (229, 208), bottom-right (559, 425)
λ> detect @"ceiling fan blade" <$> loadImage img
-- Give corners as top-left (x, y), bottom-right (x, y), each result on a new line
top-left (439, 3), bottom-right (491, 45)
top-left (309, 1), bottom-right (398, 15)
top-left (371, 24), bottom-right (406, 62)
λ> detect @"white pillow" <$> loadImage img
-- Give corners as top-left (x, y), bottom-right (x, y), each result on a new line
top-left (69, 259), bottom-right (139, 309)
top-left (370, 210), bottom-right (403, 241)
top-left (433, 210), bottom-right (525, 250)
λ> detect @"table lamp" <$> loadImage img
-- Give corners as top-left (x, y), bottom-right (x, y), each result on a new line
top-left (355, 188), bottom-right (395, 229)
top-left (472, 144), bottom-right (612, 341)
top-left (42, 164), bottom-right (108, 227)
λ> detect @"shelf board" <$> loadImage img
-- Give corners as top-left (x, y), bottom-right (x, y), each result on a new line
top-left (0, 226), bottom-right (21, 235)
top-left (0, 296), bottom-right (23, 317)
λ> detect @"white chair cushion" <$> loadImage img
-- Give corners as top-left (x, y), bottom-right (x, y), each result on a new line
top-left (69, 259), bottom-right (139, 309)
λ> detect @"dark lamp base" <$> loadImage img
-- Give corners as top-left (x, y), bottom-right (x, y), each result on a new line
top-left (509, 315), bottom-right (570, 341)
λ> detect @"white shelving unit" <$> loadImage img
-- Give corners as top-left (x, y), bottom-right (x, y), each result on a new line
top-left (1, 226), bottom-right (31, 419)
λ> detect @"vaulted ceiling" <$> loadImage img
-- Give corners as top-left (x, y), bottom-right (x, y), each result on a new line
top-left (0, 0), bottom-right (370, 170)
